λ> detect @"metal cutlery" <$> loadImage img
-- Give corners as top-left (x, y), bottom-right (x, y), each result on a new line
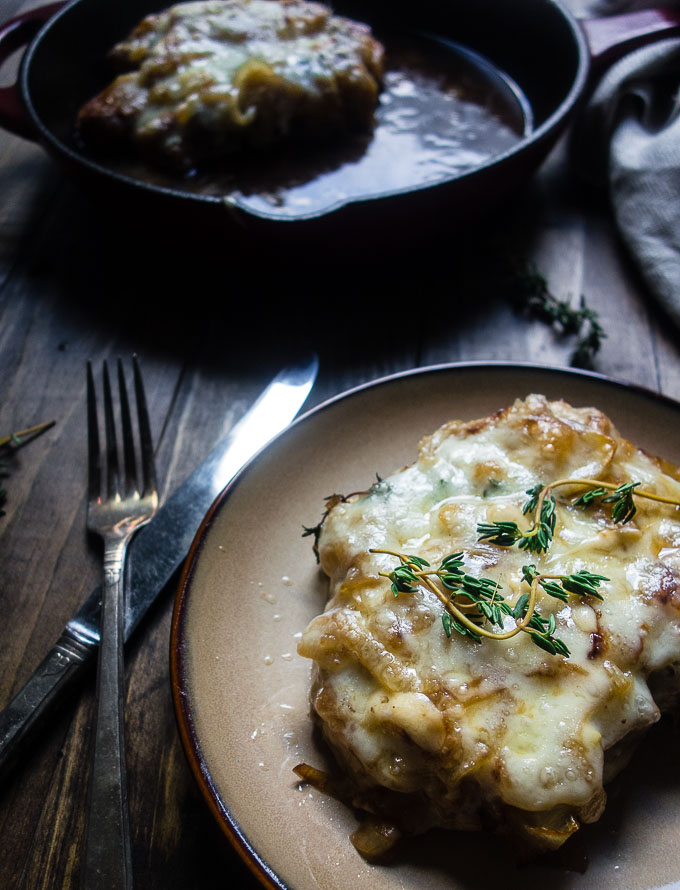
top-left (81, 357), bottom-right (159, 890)
top-left (0, 355), bottom-right (318, 774)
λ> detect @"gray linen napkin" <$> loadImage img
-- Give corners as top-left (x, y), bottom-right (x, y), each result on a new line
top-left (563, 0), bottom-right (680, 326)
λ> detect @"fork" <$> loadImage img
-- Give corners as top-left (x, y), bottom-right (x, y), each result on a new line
top-left (81, 357), bottom-right (159, 890)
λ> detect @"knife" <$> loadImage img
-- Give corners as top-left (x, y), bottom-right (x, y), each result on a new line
top-left (0, 355), bottom-right (318, 771)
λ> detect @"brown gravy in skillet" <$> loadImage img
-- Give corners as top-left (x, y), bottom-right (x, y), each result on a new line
top-left (87, 34), bottom-right (529, 217)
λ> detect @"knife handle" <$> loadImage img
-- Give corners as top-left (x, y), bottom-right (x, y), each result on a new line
top-left (0, 631), bottom-right (94, 771)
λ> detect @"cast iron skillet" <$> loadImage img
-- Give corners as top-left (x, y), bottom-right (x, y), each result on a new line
top-left (0, 0), bottom-right (679, 242)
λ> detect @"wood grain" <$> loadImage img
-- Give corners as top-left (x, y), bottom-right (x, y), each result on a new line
top-left (0, 1), bottom-right (679, 884)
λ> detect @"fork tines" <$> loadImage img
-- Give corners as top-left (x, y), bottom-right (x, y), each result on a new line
top-left (86, 356), bottom-right (157, 503)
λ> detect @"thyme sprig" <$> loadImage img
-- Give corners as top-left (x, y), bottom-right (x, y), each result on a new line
top-left (521, 564), bottom-right (608, 602)
top-left (371, 549), bottom-right (609, 657)
top-left (508, 260), bottom-right (607, 369)
top-left (0, 421), bottom-right (55, 516)
top-left (477, 478), bottom-right (680, 556)
top-left (302, 493), bottom-right (350, 559)
top-left (478, 483), bottom-right (557, 553)
top-left (303, 475), bottom-right (390, 561)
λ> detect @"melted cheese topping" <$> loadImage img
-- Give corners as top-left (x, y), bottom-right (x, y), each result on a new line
top-left (77, 0), bottom-right (384, 169)
top-left (298, 395), bottom-right (680, 850)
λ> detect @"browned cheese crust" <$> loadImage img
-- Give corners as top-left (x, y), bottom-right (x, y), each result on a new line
top-left (298, 395), bottom-right (680, 856)
top-left (76, 0), bottom-right (384, 170)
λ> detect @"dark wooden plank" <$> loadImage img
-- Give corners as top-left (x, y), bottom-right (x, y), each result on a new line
top-left (0, 28), bottom-right (679, 886)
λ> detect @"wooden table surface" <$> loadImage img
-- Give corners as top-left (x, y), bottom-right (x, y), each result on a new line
top-left (1, 0), bottom-right (680, 886)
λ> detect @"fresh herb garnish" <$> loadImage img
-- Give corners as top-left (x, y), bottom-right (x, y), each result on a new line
top-left (370, 549), bottom-right (609, 658)
top-left (304, 467), bottom-right (679, 658)
top-left (508, 260), bottom-right (606, 369)
top-left (478, 485), bottom-right (557, 554)
top-left (522, 563), bottom-right (608, 602)
top-left (0, 421), bottom-right (55, 516)
top-left (303, 475), bottom-right (388, 562)
top-left (477, 478), bottom-right (680, 556)
top-left (302, 493), bottom-right (350, 560)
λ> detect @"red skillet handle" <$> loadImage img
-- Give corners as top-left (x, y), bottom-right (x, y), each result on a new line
top-left (582, 7), bottom-right (680, 79)
top-left (0, 1), bottom-right (65, 139)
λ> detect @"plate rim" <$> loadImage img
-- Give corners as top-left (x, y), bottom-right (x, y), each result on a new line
top-left (170, 360), bottom-right (680, 890)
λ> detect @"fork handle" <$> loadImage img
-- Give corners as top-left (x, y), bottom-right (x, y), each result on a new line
top-left (81, 538), bottom-right (133, 890)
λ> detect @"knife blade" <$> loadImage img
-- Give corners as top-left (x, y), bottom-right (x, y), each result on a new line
top-left (0, 355), bottom-right (318, 771)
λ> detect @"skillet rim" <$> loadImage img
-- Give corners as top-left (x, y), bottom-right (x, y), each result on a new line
top-left (16, 0), bottom-right (591, 221)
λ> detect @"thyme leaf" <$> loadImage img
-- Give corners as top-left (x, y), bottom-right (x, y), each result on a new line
top-left (572, 487), bottom-right (608, 509)
top-left (441, 610), bottom-right (452, 638)
top-left (512, 592), bottom-right (530, 619)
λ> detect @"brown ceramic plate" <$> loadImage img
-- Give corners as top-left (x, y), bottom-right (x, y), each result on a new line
top-left (172, 362), bottom-right (680, 890)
